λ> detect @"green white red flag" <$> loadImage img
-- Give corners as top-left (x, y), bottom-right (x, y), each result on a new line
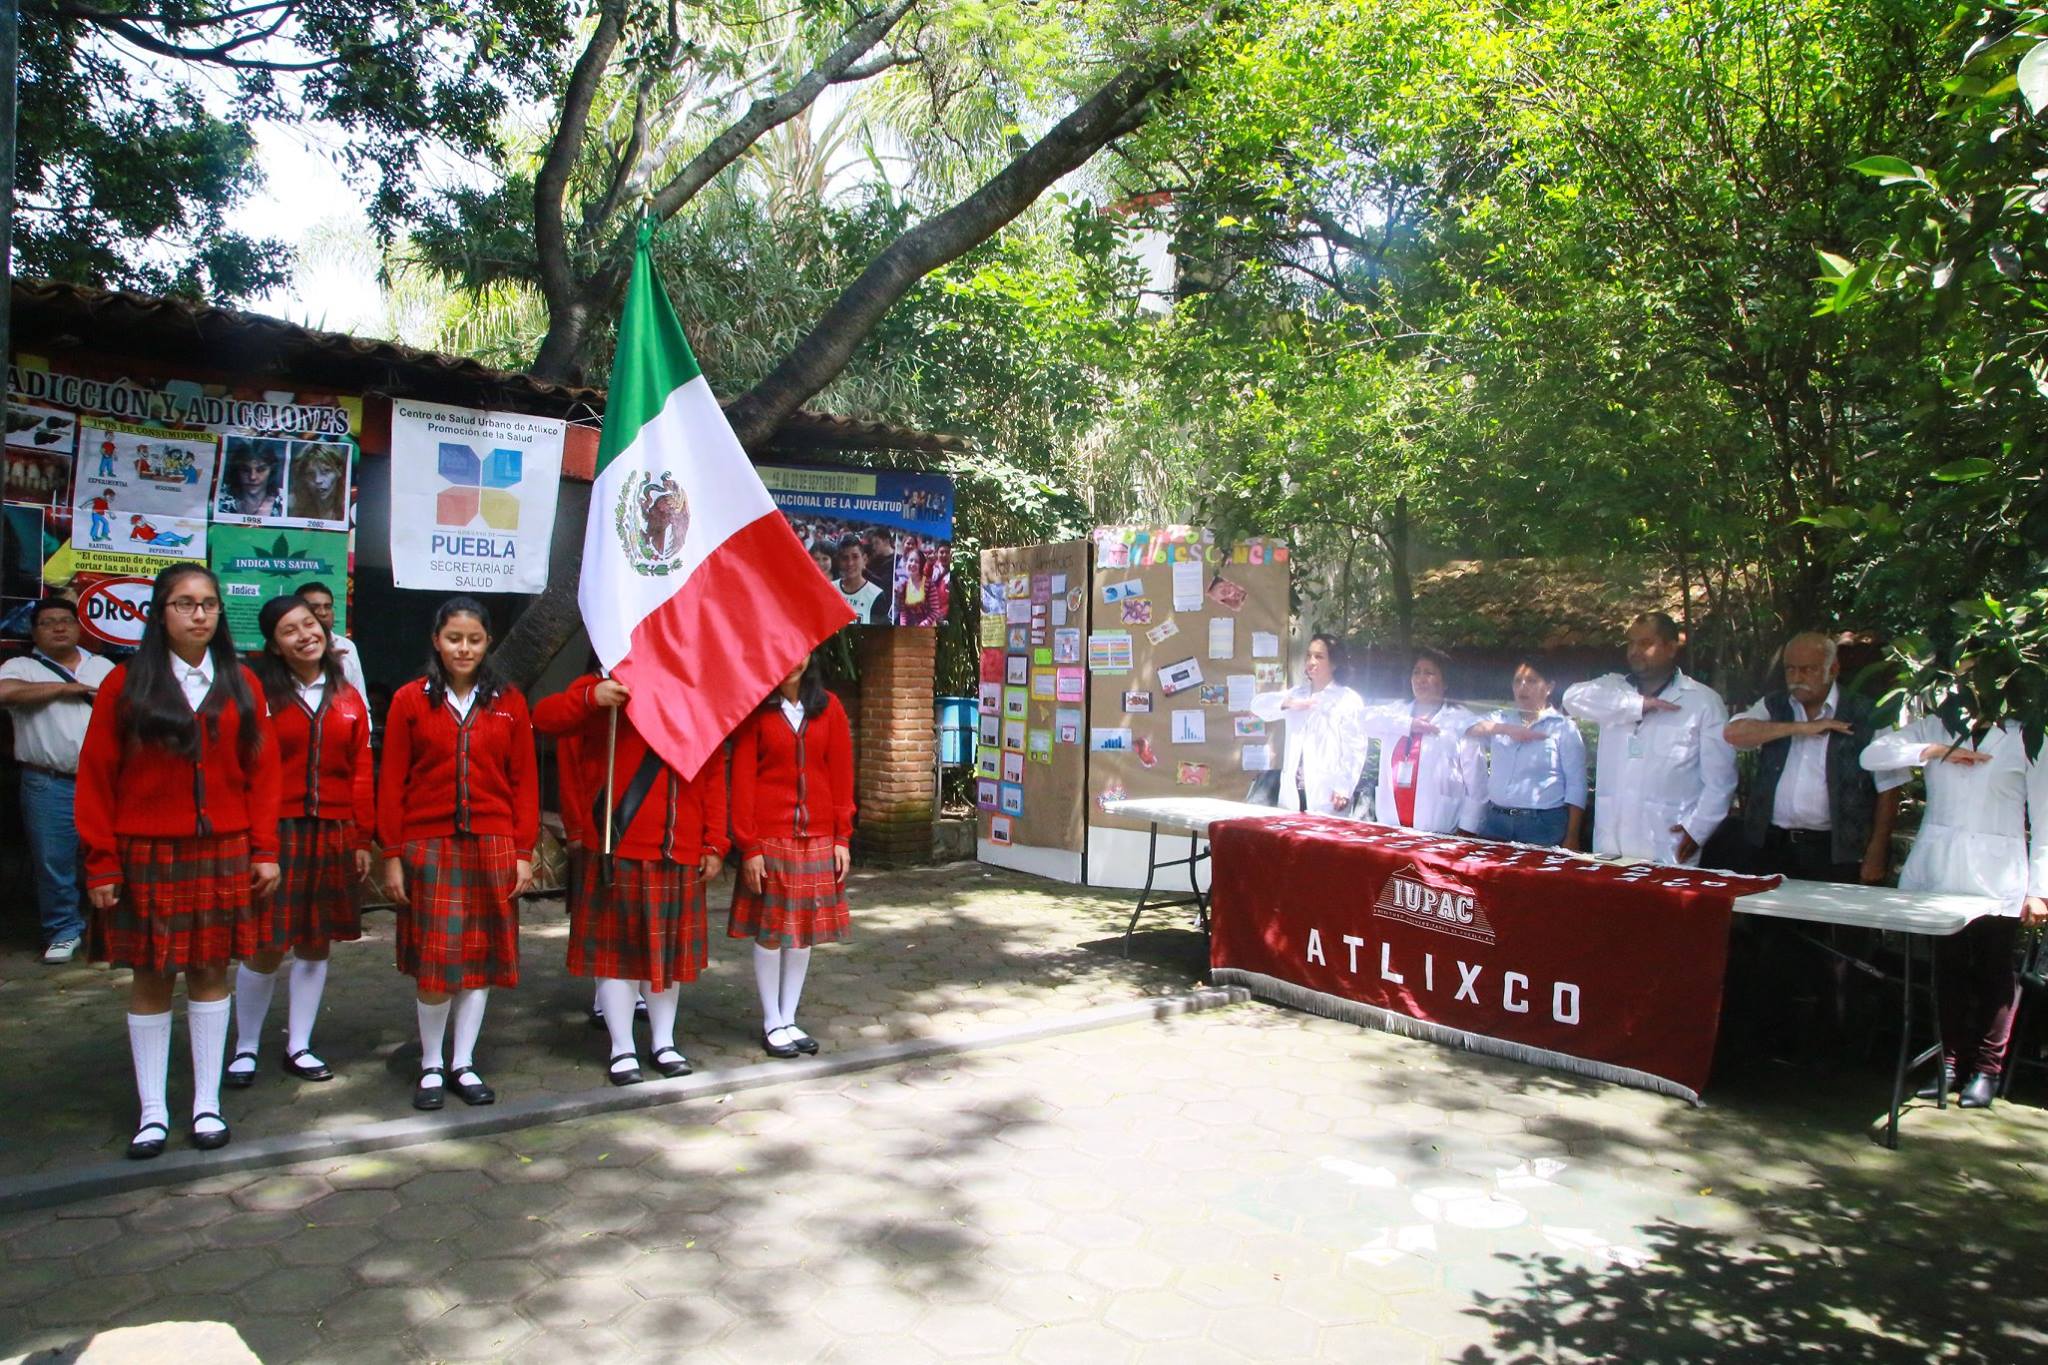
top-left (580, 222), bottom-right (855, 779)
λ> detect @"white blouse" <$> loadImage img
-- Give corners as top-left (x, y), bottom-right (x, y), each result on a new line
top-left (1359, 701), bottom-right (1485, 834)
top-left (1247, 683), bottom-right (1369, 817)
top-left (1862, 716), bottom-right (2047, 915)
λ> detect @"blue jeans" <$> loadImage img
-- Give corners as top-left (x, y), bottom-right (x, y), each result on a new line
top-left (21, 768), bottom-right (85, 944)
top-left (1479, 802), bottom-right (1570, 848)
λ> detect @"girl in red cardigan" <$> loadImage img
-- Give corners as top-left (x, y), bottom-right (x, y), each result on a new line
top-left (377, 597), bottom-right (538, 1111)
top-left (77, 564), bottom-right (281, 1159)
top-left (228, 594), bottom-right (375, 1088)
top-left (536, 673), bottom-right (729, 1083)
top-left (728, 652), bottom-right (855, 1058)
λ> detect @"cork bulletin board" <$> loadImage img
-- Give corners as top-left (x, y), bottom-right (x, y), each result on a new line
top-left (975, 540), bottom-right (1092, 882)
top-left (1082, 525), bottom-right (1292, 890)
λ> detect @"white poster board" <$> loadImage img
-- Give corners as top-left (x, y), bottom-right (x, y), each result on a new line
top-left (389, 399), bottom-right (565, 593)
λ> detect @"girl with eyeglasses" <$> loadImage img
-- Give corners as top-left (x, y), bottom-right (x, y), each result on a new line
top-left (227, 594), bottom-right (376, 1089)
top-left (377, 597), bottom-right (538, 1112)
top-left (75, 564), bottom-right (281, 1159)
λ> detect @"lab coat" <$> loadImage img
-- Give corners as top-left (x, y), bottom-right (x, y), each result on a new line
top-left (1861, 717), bottom-right (2047, 915)
top-left (1359, 701), bottom-right (1485, 833)
top-left (1248, 683), bottom-right (1369, 816)
top-left (1563, 669), bottom-right (1736, 865)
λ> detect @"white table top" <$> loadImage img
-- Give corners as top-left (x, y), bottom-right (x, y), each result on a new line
top-left (1100, 797), bottom-right (2002, 936)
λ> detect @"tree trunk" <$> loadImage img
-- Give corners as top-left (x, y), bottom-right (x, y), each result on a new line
top-left (494, 56), bottom-right (1178, 685)
top-left (1387, 494), bottom-right (1414, 655)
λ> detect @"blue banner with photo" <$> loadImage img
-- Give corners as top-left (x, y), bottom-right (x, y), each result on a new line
top-left (762, 464), bottom-right (954, 627)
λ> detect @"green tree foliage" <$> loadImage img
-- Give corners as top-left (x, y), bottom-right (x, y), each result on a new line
top-left (18, 0), bottom-right (570, 299)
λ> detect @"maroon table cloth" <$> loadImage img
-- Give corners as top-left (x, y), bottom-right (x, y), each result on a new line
top-left (1207, 815), bottom-right (1780, 1102)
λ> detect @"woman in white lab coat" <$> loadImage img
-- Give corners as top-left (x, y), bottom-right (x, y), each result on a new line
top-left (1248, 633), bottom-right (1369, 817)
top-left (1862, 713), bottom-right (2047, 1110)
top-left (1360, 648), bottom-right (1486, 834)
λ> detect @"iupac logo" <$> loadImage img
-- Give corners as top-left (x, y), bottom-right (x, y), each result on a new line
top-left (1372, 862), bottom-right (1497, 946)
top-left (437, 442), bottom-right (522, 530)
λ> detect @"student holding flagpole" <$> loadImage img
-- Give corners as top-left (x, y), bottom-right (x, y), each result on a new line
top-left (378, 598), bottom-right (539, 1111)
top-left (535, 671), bottom-right (729, 1082)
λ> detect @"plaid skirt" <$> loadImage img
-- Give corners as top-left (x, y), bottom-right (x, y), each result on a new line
top-left (569, 854), bottom-right (708, 989)
top-left (728, 835), bottom-right (849, 948)
top-left (91, 833), bottom-right (257, 975)
top-left (258, 817), bottom-right (362, 953)
top-left (394, 835), bottom-right (520, 992)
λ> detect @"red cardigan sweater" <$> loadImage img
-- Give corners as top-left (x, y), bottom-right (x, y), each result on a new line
top-left (269, 679), bottom-right (375, 843)
top-left (533, 675), bottom-right (729, 864)
top-left (76, 662), bottom-right (282, 888)
top-left (729, 693), bottom-right (855, 858)
top-left (376, 680), bottom-right (540, 857)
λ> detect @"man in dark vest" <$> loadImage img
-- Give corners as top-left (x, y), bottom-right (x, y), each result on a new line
top-left (1724, 631), bottom-right (1903, 883)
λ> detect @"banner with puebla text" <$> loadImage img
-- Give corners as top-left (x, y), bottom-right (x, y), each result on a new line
top-left (388, 399), bottom-right (565, 594)
top-left (1208, 816), bottom-right (1778, 1102)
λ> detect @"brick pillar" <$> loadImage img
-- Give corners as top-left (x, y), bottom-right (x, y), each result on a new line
top-left (854, 628), bottom-right (937, 864)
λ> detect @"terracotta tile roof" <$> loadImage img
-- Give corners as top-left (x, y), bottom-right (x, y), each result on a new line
top-left (11, 278), bottom-right (968, 455)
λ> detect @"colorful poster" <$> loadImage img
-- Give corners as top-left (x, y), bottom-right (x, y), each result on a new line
top-left (72, 418), bottom-right (216, 571)
top-left (388, 399), bottom-right (565, 594)
top-left (213, 433), bottom-right (355, 530)
top-left (209, 525), bottom-right (351, 645)
top-left (6, 403), bottom-right (77, 507)
top-left (762, 464), bottom-right (953, 626)
top-left (1087, 631), bottom-right (1133, 672)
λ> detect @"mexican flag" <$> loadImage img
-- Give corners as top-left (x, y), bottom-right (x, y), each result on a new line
top-left (581, 223), bottom-right (856, 780)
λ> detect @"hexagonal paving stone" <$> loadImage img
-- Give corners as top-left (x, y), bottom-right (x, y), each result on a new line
top-left (911, 1302), bottom-right (1029, 1358)
top-left (238, 1263), bottom-right (358, 1314)
top-left (121, 1197), bottom-right (235, 1235)
top-left (438, 1256), bottom-right (549, 1305)
top-left (376, 1201), bottom-right (478, 1243)
top-left (517, 1274), bottom-right (643, 1328)
top-left (400, 1168), bottom-right (494, 1203)
top-left (303, 1188), bottom-right (401, 1226)
top-left (412, 1302), bottom-right (537, 1360)
top-left (818, 1334), bottom-right (946, 1365)
top-left (547, 1196), bottom-right (651, 1238)
top-left (1018, 1321), bottom-right (1142, 1365)
top-left (233, 1175), bottom-right (335, 1213)
top-left (1102, 1289), bottom-right (1211, 1343)
top-left (620, 1246), bottom-right (720, 1300)
top-left (351, 1239), bottom-right (461, 1286)
top-left (155, 1247), bottom-right (277, 1294)
top-left (317, 1285), bottom-right (447, 1339)
top-left (808, 1283), bottom-right (924, 1336)
top-left (501, 1324), bottom-right (633, 1365)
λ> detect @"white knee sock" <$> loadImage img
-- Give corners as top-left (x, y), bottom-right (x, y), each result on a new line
top-left (127, 1011), bottom-right (172, 1132)
top-left (450, 987), bottom-right (489, 1075)
top-left (286, 957), bottom-right (328, 1060)
top-left (231, 964), bottom-right (277, 1064)
top-left (592, 980), bottom-right (605, 1015)
top-left (644, 983), bottom-right (681, 1054)
top-left (187, 997), bottom-right (230, 1133)
top-left (752, 943), bottom-right (783, 1033)
top-left (417, 998), bottom-right (451, 1081)
top-left (779, 947), bottom-right (813, 1030)
top-left (596, 978), bottom-right (638, 1072)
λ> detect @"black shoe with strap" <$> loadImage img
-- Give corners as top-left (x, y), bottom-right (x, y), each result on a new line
top-left (413, 1066), bottom-right (447, 1111)
top-left (786, 1026), bottom-right (821, 1056)
top-left (225, 1051), bottom-right (259, 1089)
top-left (763, 1030), bottom-right (799, 1059)
top-left (126, 1121), bottom-right (169, 1161)
top-left (607, 1052), bottom-right (644, 1087)
top-left (282, 1049), bottom-right (334, 1082)
top-left (450, 1069), bottom-right (496, 1106)
top-left (651, 1047), bottom-right (692, 1079)
top-left (190, 1113), bottom-right (231, 1151)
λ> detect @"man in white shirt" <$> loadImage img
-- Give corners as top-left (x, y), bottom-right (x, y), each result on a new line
top-left (1562, 612), bottom-right (1737, 866)
top-left (832, 539), bottom-right (886, 626)
top-left (296, 582), bottom-right (368, 701)
top-left (0, 599), bottom-right (117, 962)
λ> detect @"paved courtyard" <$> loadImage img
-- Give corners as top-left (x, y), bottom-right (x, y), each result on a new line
top-left (4, 1001), bottom-right (2048, 1362)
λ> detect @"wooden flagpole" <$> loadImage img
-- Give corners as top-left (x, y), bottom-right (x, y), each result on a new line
top-left (601, 707), bottom-right (619, 856)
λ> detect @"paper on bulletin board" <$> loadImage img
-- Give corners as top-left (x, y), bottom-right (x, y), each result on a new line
top-left (1088, 632), bottom-right (1133, 671)
top-left (1208, 617), bottom-right (1234, 659)
top-left (1055, 666), bottom-right (1085, 702)
top-left (1003, 717), bottom-right (1026, 750)
top-left (1056, 708), bottom-right (1082, 743)
top-left (1171, 710), bottom-right (1206, 744)
top-left (1252, 631), bottom-right (1280, 659)
top-left (1242, 744), bottom-right (1273, 771)
top-left (1227, 674), bottom-right (1257, 712)
top-left (1028, 730), bottom-right (1053, 764)
top-left (1053, 627), bottom-right (1081, 664)
top-left (1159, 656), bottom-right (1203, 695)
top-left (1146, 618), bottom-right (1178, 646)
top-left (1171, 559), bottom-right (1204, 612)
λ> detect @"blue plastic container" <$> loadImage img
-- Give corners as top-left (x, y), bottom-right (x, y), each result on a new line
top-left (937, 696), bottom-right (978, 767)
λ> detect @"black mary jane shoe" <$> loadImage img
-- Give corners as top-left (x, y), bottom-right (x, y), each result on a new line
top-left (651, 1047), bottom-right (693, 1079)
top-left (1915, 1064), bottom-right (1957, 1101)
top-left (283, 1049), bottom-right (334, 1082)
top-left (189, 1113), bottom-right (231, 1151)
top-left (607, 1052), bottom-right (645, 1087)
top-left (225, 1050), bottom-right (259, 1089)
top-left (126, 1121), bottom-right (170, 1161)
top-left (763, 1030), bottom-right (800, 1060)
top-left (450, 1070), bottom-right (496, 1106)
top-left (786, 1027), bottom-right (820, 1056)
top-left (413, 1066), bottom-right (447, 1111)
top-left (1959, 1071), bottom-right (1997, 1110)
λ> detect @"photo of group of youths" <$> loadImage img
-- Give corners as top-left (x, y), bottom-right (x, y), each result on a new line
top-left (791, 514), bottom-right (953, 627)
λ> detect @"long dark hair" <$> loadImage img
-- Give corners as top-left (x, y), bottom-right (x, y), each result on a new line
top-left (250, 593), bottom-right (345, 711)
top-left (422, 596), bottom-right (504, 709)
top-left (767, 652), bottom-right (831, 720)
top-left (120, 564), bottom-right (262, 765)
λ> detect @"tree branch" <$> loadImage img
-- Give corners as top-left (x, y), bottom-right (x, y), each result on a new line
top-left (530, 0), bottom-right (629, 380)
top-left (724, 55), bottom-right (1180, 447)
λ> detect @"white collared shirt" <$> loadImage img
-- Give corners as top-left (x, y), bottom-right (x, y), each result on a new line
top-left (0, 649), bottom-right (115, 770)
top-left (296, 674), bottom-right (327, 711)
top-left (446, 686), bottom-right (478, 721)
top-left (176, 653), bottom-right (216, 712)
top-left (780, 697), bottom-right (806, 732)
top-left (330, 634), bottom-right (368, 702)
top-left (1563, 667), bottom-right (1737, 865)
top-left (1744, 684), bottom-right (1834, 831)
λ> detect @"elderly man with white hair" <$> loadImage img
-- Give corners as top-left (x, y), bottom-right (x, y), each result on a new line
top-left (1724, 631), bottom-right (1905, 885)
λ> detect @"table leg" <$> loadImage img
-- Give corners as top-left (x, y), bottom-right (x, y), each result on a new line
top-left (1886, 935), bottom-right (1914, 1151)
top-left (1192, 831), bottom-right (1210, 932)
top-left (1123, 822), bottom-right (1163, 958)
